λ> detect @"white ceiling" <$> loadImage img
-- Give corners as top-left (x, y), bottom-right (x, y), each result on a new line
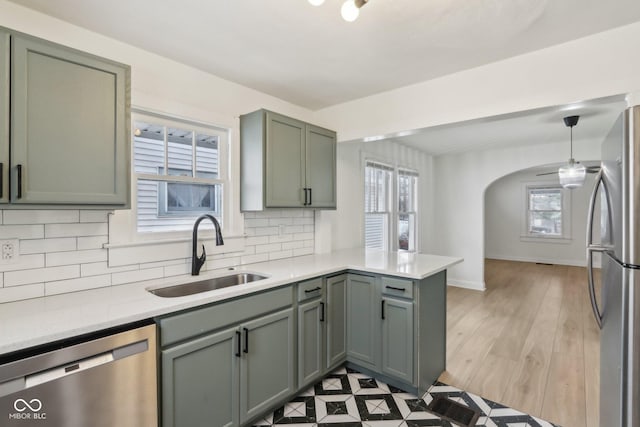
top-left (8, 0), bottom-right (640, 110)
top-left (388, 95), bottom-right (627, 157)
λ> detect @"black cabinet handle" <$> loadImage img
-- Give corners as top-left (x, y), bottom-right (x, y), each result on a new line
top-left (0, 162), bottom-right (3, 199)
top-left (309, 188), bottom-right (312, 205)
top-left (235, 331), bottom-right (241, 357)
top-left (303, 188), bottom-right (310, 206)
top-left (16, 164), bottom-right (22, 199)
top-left (381, 300), bottom-right (386, 319)
top-left (304, 286), bottom-right (321, 293)
top-left (385, 285), bottom-right (406, 292)
top-left (243, 327), bottom-right (249, 353)
top-left (320, 302), bottom-right (325, 322)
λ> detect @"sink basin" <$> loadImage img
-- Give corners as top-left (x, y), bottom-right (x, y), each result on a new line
top-left (148, 273), bottom-right (268, 298)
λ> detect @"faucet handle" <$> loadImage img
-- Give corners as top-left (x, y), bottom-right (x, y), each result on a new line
top-left (199, 244), bottom-right (207, 265)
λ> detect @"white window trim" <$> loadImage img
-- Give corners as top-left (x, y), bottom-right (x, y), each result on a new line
top-left (397, 167), bottom-right (419, 252)
top-left (106, 107), bottom-right (244, 259)
top-left (362, 152), bottom-right (420, 252)
top-left (520, 181), bottom-right (572, 244)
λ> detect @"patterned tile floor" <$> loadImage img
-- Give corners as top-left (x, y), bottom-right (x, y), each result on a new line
top-left (253, 367), bottom-right (560, 427)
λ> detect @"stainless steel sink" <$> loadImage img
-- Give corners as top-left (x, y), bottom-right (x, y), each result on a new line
top-left (148, 273), bottom-right (268, 298)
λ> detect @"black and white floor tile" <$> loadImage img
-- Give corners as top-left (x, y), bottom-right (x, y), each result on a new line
top-left (253, 368), bottom-right (561, 427)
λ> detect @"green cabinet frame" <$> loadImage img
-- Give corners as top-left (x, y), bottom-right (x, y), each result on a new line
top-left (240, 109), bottom-right (336, 211)
top-left (0, 27), bottom-right (130, 207)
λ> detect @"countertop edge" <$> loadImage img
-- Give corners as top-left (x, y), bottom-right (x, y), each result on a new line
top-left (0, 250), bottom-right (463, 355)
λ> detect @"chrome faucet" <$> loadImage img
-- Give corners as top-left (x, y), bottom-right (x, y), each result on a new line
top-left (192, 214), bottom-right (224, 276)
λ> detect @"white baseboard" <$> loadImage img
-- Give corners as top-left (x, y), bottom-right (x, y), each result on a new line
top-left (485, 254), bottom-right (600, 268)
top-left (447, 279), bottom-right (485, 291)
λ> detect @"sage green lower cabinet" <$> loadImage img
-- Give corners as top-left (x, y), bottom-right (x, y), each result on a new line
top-left (161, 328), bottom-right (239, 427)
top-left (326, 274), bottom-right (347, 368)
top-left (381, 297), bottom-right (414, 383)
top-left (346, 274), bottom-right (378, 369)
top-left (297, 298), bottom-right (325, 388)
top-left (240, 308), bottom-right (295, 424)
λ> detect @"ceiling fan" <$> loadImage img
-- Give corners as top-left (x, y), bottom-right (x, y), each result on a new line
top-left (536, 115), bottom-right (600, 189)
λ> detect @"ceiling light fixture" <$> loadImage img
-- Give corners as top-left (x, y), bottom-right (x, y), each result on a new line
top-left (558, 115), bottom-right (587, 189)
top-left (309, 0), bottom-right (369, 22)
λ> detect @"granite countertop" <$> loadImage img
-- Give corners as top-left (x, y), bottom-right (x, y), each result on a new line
top-left (0, 248), bottom-right (462, 355)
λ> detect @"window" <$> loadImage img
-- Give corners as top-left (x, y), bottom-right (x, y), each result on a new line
top-left (526, 186), bottom-right (563, 236)
top-left (364, 161), bottom-right (392, 250)
top-left (133, 113), bottom-right (228, 233)
top-left (398, 169), bottom-right (418, 251)
top-left (364, 161), bottom-right (419, 252)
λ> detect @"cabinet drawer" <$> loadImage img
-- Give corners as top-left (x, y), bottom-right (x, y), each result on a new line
top-left (297, 277), bottom-right (324, 302)
top-left (159, 286), bottom-right (292, 347)
top-left (381, 277), bottom-right (414, 300)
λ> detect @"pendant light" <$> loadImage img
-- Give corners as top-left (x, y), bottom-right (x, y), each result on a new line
top-left (309, 0), bottom-right (369, 22)
top-left (558, 115), bottom-right (586, 189)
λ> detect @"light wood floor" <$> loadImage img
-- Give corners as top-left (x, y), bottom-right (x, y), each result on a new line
top-left (439, 259), bottom-right (601, 427)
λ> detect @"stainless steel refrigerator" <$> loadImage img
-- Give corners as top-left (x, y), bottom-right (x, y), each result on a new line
top-left (587, 105), bottom-right (640, 426)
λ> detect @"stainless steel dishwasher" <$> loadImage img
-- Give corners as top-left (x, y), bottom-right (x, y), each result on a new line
top-left (0, 322), bottom-right (158, 427)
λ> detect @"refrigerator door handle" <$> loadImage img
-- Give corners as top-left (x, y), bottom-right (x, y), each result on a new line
top-left (586, 169), bottom-right (606, 329)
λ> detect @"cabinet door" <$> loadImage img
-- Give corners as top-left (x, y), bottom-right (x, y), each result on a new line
top-left (0, 29), bottom-right (8, 203)
top-left (161, 327), bottom-right (239, 427)
top-left (240, 308), bottom-right (295, 424)
top-left (298, 298), bottom-right (324, 388)
top-left (326, 274), bottom-right (347, 368)
top-left (381, 297), bottom-right (414, 383)
top-left (347, 274), bottom-right (378, 369)
top-left (265, 112), bottom-right (305, 207)
top-left (305, 124), bottom-right (336, 208)
top-left (11, 35), bottom-right (129, 205)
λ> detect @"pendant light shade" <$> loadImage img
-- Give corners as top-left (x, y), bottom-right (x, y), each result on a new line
top-left (558, 115), bottom-right (586, 189)
top-left (558, 158), bottom-right (586, 189)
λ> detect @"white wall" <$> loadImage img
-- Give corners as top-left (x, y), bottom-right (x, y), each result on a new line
top-left (484, 169), bottom-right (597, 267)
top-left (315, 21), bottom-right (640, 141)
top-left (431, 137), bottom-right (601, 290)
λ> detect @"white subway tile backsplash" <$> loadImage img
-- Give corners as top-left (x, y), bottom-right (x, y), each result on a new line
top-left (0, 209), bottom-right (315, 303)
top-left (244, 218), bottom-right (270, 228)
top-left (269, 250), bottom-right (293, 261)
top-left (80, 210), bottom-right (112, 223)
top-left (112, 267), bottom-right (164, 286)
top-left (46, 249), bottom-right (107, 267)
top-left (294, 247), bottom-right (314, 257)
top-left (77, 236), bottom-right (108, 250)
top-left (81, 262), bottom-right (138, 277)
top-left (5, 265), bottom-right (79, 287)
top-left (3, 210), bottom-right (80, 225)
top-left (282, 241), bottom-right (304, 250)
top-left (244, 236), bottom-right (269, 246)
top-left (45, 223), bottom-right (108, 238)
top-left (0, 225), bottom-right (44, 239)
top-left (0, 283), bottom-right (44, 303)
top-left (269, 217), bottom-right (293, 226)
top-left (0, 254), bottom-right (45, 273)
top-left (163, 261), bottom-right (190, 277)
top-left (240, 253), bottom-right (269, 265)
top-left (45, 274), bottom-right (111, 296)
top-left (20, 238), bottom-right (77, 255)
top-left (255, 243), bottom-right (282, 254)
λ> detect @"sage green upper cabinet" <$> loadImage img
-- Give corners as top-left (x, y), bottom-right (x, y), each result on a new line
top-left (6, 30), bottom-right (130, 206)
top-left (0, 29), bottom-right (8, 203)
top-left (240, 109), bottom-right (337, 210)
top-left (265, 112), bottom-right (305, 207)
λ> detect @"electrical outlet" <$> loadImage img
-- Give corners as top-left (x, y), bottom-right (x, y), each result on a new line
top-left (0, 239), bottom-right (19, 264)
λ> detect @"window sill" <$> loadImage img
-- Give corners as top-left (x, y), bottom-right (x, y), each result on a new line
top-left (519, 235), bottom-right (572, 244)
